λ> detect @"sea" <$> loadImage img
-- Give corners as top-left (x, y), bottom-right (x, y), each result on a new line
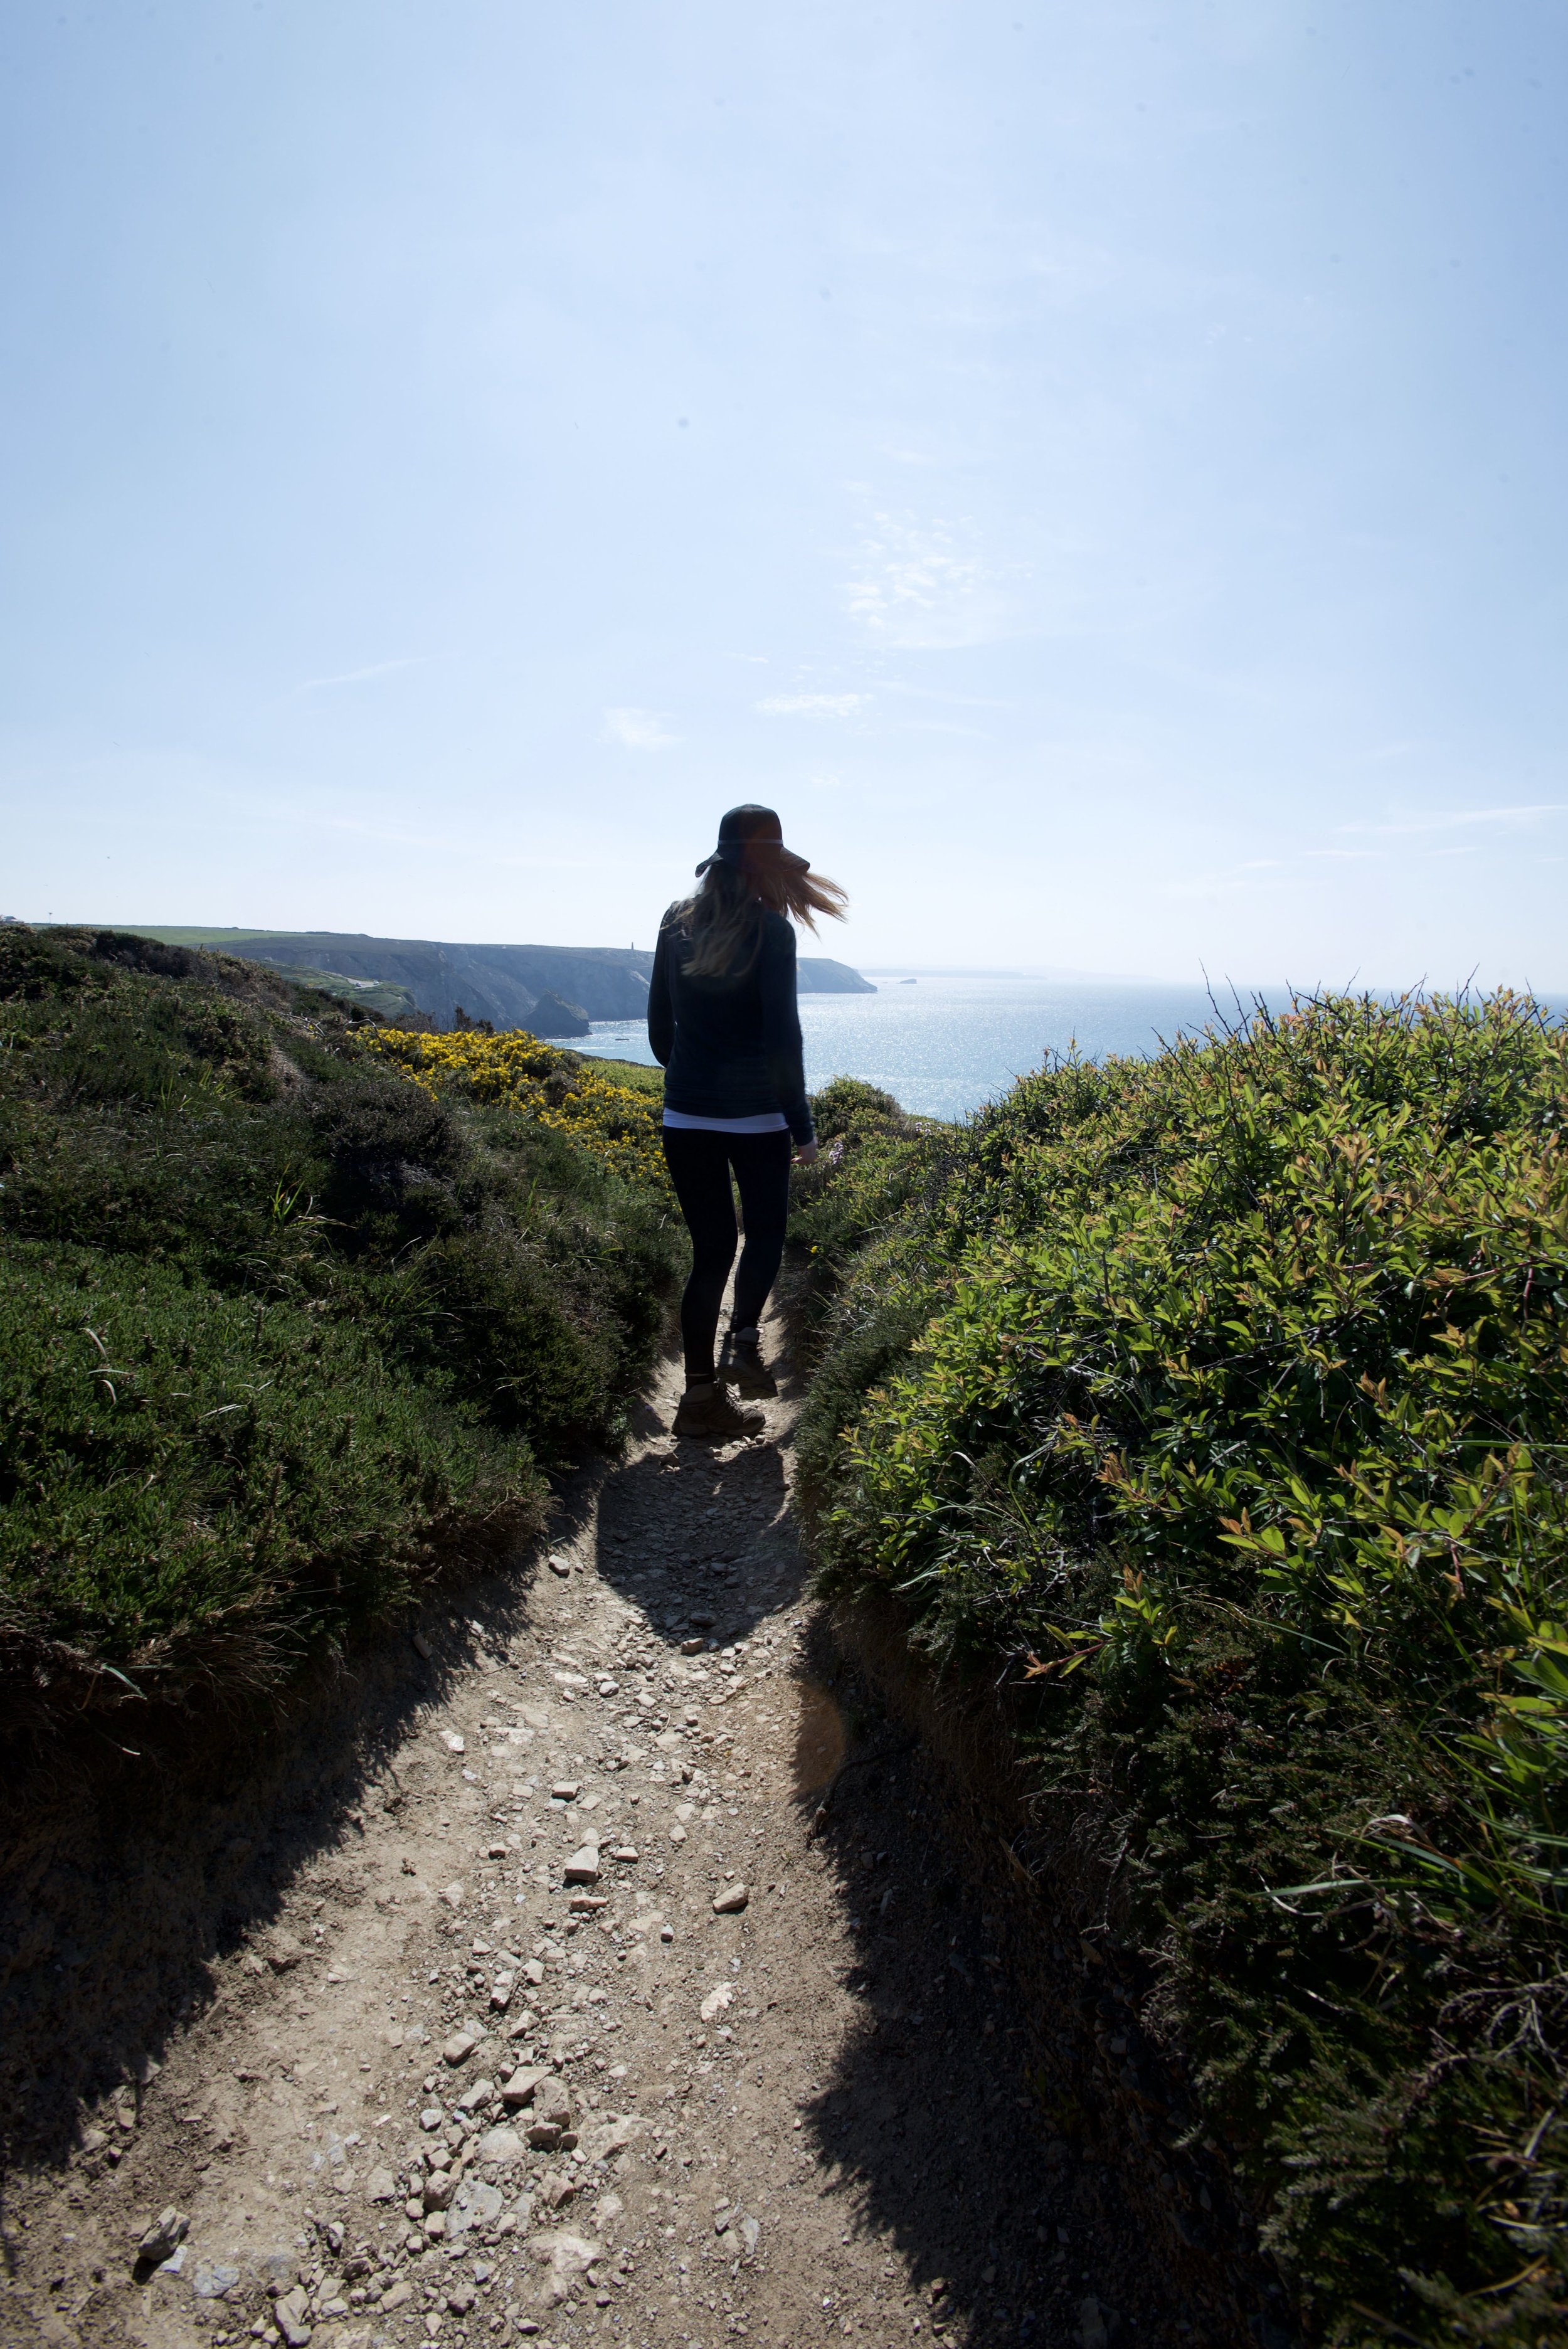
top-left (576, 970), bottom-right (1243, 1123)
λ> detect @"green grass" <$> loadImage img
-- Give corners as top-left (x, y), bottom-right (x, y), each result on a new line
top-left (0, 926), bottom-right (681, 1712)
top-left (580, 1053), bottom-right (665, 1095)
top-left (267, 963), bottom-right (419, 1019)
top-left (794, 995), bottom-right (1568, 2346)
top-left (100, 925), bottom-right (326, 945)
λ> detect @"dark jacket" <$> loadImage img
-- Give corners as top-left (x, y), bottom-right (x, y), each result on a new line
top-left (647, 905), bottom-right (814, 1145)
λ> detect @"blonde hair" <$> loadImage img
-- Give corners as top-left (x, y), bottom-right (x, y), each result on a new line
top-left (673, 842), bottom-right (848, 980)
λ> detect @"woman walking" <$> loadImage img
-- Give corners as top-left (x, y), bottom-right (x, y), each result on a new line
top-left (648, 804), bottom-right (847, 1437)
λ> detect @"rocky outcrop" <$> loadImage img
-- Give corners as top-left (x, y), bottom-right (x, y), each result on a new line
top-left (526, 989), bottom-right (591, 1038)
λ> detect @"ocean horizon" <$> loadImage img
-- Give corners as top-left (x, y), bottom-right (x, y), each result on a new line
top-left (578, 970), bottom-right (1568, 1123)
top-left (579, 970), bottom-right (1260, 1121)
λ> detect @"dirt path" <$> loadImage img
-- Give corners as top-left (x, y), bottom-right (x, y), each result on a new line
top-left (3, 1323), bottom-right (1204, 2349)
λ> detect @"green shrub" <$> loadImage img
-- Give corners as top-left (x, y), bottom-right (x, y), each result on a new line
top-left (799, 994), bottom-right (1568, 2345)
top-left (787, 1074), bottom-right (953, 1317)
top-left (0, 926), bottom-right (681, 1714)
top-left (0, 1242), bottom-right (524, 1675)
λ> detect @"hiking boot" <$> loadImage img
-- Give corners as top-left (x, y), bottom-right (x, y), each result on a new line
top-left (672, 1380), bottom-right (766, 1440)
top-left (719, 1325), bottom-right (778, 1397)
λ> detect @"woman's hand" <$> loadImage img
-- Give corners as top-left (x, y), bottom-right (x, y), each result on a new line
top-left (795, 1141), bottom-right (819, 1166)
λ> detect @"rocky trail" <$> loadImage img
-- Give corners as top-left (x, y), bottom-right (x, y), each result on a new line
top-left (3, 1321), bottom-right (1222, 2349)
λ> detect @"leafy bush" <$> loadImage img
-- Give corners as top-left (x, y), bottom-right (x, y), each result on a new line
top-left (787, 1074), bottom-right (953, 1306)
top-left (798, 994), bottom-right (1568, 2345)
top-left (0, 1242), bottom-right (523, 1678)
top-left (0, 928), bottom-right (681, 1719)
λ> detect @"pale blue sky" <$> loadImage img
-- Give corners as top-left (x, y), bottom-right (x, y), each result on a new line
top-left (4, 1), bottom-right (1565, 985)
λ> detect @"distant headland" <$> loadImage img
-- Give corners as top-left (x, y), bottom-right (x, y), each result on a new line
top-left (113, 926), bottom-right (877, 1036)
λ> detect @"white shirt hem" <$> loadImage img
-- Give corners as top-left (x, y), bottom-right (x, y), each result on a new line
top-left (662, 1110), bottom-right (790, 1134)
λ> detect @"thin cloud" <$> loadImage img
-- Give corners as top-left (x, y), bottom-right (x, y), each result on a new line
top-left (1340, 804), bottom-right (1565, 837)
top-left (603, 707), bottom-right (676, 750)
top-left (845, 509), bottom-right (1006, 649)
top-left (756, 692), bottom-right (869, 718)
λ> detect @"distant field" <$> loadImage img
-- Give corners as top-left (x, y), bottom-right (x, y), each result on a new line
top-left (89, 925), bottom-right (304, 946)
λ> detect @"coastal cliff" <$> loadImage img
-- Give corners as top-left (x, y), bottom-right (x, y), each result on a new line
top-left (119, 926), bottom-right (876, 1033)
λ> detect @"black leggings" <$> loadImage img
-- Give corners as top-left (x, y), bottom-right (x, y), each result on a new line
top-left (662, 1127), bottom-right (793, 1384)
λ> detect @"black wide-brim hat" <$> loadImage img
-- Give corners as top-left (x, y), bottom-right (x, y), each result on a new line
top-left (695, 803), bottom-right (810, 877)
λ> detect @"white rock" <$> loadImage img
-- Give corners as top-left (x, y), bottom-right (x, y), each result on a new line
top-left (448, 2178), bottom-right (505, 2235)
top-left (711, 1882), bottom-right (750, 1915)
top-left (1078, 2296), bottom-right (1110, 2349)
top-left (501, 2066), bottom-right (548, 2108)
top-left (274, 2286), bottom-right (312, 2346)
top-left (699, 1985), bottom-right (734, 2023)
top-left (137, 2207), bottom-right (189, 2262)
top-left (530, 2229), bottom-right (602, 2304)
top-left (474, 2124), bottom-right (525, 2165)
top-left (532, 2076), bottom-right (573, 2127)
top-left (581, 2114), bottom-right (644, 2163)
top-left (441, 1731), bottom-right (466, 1754)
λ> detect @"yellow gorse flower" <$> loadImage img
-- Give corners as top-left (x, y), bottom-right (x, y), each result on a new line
top-left (359, 1026), bottom-right (670, 1195)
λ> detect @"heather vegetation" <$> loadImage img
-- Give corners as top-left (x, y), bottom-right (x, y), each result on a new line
top-left (793, 994), bottom-right (1568, 2345)
top-left (0, 927), bottom-right (680, 1724)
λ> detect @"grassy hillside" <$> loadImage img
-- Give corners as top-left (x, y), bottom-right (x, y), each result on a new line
top-left (793, 995), bottom-right (1568, 2346)
top-left (0, 927), bottom-right (680, 1736)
